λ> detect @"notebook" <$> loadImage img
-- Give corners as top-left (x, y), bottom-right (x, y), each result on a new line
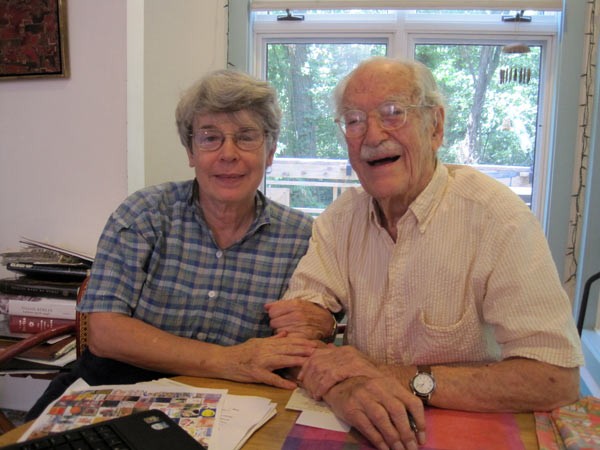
top-left (0, 409), bottom-right (207, 450)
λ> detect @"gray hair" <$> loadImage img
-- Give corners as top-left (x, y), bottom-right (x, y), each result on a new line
top-left (176, 70), bottom-right (282, 150)
top-left (333, 57), bottom-right (445, 122)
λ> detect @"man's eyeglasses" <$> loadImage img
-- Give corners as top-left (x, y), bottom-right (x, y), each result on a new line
top-left (190, 128), bottom-right (267, 152)
top-left (335, 102), bottom-right (434, 138)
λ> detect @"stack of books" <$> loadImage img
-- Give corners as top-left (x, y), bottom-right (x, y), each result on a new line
top-left (0, 238), bottom-right (93, 364)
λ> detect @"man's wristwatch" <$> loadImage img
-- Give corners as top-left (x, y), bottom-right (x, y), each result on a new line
top-left (323, 313), bottom-right (338, 343)
top-left (410, 365), bottom-right (436, 404)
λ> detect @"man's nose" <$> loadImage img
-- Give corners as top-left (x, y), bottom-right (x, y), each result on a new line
top-left (362, 114), bottom-right (388, 146)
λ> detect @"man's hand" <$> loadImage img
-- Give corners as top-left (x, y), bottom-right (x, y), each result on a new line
top-left (297, 345), bottom-right (382, 399)
top-left (324, 376), bottom-right (426, 450)
top-left (221, 332), bottom-right (319, 389)
top-left (265, 299), bottom-right (335, 340)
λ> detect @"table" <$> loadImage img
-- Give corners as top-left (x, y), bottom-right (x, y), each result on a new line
top-left (0, 377), bottom-right (540, 449)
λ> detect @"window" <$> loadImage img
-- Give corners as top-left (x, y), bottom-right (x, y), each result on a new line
top-left (251, 9), bottom-right (560, 221)
top-left (264, 40), bottom-right (386, 213)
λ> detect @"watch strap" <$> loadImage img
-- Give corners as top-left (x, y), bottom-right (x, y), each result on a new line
top-left (417, 365), bottom-right (432, 375)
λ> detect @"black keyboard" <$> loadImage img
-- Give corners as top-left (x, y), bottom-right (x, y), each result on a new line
top-left (1, 410), bottom-right (207, 450)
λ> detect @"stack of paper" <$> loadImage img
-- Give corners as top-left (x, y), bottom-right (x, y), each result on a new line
top-left (21, 378), bottom-right (277, 450)
top-left (286, 387), bottom-right (350, 432)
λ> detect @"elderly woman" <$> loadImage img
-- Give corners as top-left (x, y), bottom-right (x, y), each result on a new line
top-left (27, 70), bottom-right (333, 419)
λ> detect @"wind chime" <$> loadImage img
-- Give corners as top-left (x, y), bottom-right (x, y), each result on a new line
top-left (499, 63), bottom-right (531, 85)
top-left (499, 10), bottom-right (532, 85)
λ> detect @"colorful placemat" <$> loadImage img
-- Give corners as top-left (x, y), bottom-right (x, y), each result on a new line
top-left (283, 407), bottom-right (526, 450)
top-left (536, 396), bottom-right (600, 450)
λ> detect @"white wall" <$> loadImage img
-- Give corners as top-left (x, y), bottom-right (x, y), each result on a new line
top-left (0, 0), bottom-right (227, 263)
top-left (143, 0), bottom-right (227, 186)
top-left (0, 1), bottom-right (127, 260)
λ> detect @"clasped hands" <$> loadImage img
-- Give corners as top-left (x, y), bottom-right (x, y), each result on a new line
top-left (266, 300), bottom-right (426, 450)
top-left (219, 299), bottom-right (335, 389)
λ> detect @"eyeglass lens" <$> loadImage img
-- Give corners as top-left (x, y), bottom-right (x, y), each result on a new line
top-left (192, 128), bottom-right (264, 151)
top-left (338, 102), bottom-right (411, 137)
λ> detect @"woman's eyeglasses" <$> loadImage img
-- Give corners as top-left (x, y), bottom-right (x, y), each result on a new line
top-left (190, 128), bottom-right (267, 152)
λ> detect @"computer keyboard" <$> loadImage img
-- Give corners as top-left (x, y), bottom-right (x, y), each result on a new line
top-left (0, 409), bottom-right (207, 450)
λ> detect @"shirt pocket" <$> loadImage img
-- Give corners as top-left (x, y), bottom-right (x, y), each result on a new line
top-left (413, 300), bottom-right (498, 364)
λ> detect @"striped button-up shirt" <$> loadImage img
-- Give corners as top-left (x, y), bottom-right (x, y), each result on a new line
top-left (284, 163), bottom-right (583, 368)
top-left (80, 180), bottom-right (313, 345)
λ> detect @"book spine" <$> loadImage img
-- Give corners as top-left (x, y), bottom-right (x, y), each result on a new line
top-left (9, 315), bottom-right (76, 333)
top-left (7, 299), bottom-right (76, 320)
top-left (0, 284), bottom-right (78, 299)
top-left (6, 262), bottom-right (90, 278)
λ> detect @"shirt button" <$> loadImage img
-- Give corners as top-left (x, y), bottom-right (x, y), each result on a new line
top-left (216, 250), bottom-right (223, 258)
top-left (208, 290), bottom-right (216, 298)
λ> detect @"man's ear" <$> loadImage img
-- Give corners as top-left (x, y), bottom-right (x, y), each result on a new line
top-left (431, 107), bottom-right (445, 147)
top-left (187, 148), bottom-right (195, 167)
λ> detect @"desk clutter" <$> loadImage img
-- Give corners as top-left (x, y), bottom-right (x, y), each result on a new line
top-left (0, 238), bottom-right (93, 370)
top-left (16, 378), bottom-right (276, 450)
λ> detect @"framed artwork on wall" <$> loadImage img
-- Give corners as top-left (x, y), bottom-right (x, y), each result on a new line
top-left (0, 0), bottom-right (69, 80)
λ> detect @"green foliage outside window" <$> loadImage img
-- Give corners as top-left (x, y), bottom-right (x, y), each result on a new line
top-left (266, 42), bottom-right (540, 211)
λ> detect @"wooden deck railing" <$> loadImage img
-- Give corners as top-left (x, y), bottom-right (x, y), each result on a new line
top-left (266, 158), bottom-right (532, 214)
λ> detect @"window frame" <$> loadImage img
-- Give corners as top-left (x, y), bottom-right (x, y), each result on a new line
top-left (252, 9), bottom-right (559, 222)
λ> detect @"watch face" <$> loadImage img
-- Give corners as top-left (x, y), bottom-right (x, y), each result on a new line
top-left (413, 373), bottom-right (435, 395)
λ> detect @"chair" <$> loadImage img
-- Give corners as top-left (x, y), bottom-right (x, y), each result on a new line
top-left (0, 277), bottom-right (89, 434)
top-left (75, 276), bottom-right (90, 358)
top-left (577, 270), bottom-right (600, 336)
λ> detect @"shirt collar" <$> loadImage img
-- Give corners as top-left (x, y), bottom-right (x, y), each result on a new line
top-left (409, 162), bottom-right (448, 233)
top-left (367, 162), bottom-right (449, 233)
top-left (191, 180), bottom-right (270, 236)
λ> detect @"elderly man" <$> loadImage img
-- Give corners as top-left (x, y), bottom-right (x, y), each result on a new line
top-left (267, 57), bottom-right (583, 450)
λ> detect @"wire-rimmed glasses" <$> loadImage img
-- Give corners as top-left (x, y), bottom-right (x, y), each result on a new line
top-left (335, 102), bottom-right (434, 138)
top-left (190, 128), bottom-right (267, 152)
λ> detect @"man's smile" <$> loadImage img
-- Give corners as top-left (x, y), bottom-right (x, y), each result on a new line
top-left (367, 155), bottom-right (401, 166)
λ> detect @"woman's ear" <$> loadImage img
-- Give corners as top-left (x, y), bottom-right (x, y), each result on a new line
top-left (187, 148), bottom-right (195, 168)
top-left (266, 143), bottom-right (277, 168)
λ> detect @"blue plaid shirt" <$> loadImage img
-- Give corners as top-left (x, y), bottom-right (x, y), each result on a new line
top-left (79, 180), bottom-right (313, 345)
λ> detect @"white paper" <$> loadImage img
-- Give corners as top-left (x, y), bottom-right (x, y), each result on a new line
top-left (286, 387), bottom-right (350, 432)
top-left (211, 395), bottom-right (276, 450)
top-left (161, 379), bottom-right (277, 450)
top-left (297, 410), bottom-right (350, 432)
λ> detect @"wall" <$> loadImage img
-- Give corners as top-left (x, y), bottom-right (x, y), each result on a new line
top-left (143, 0), bottom-right (227, 187)
top-left (0, 0), bottom-right (227, 263)
top-left (0, 1), bottom-right (127, 261)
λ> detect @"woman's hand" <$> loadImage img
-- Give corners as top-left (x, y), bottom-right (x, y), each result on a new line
top-left (220, 332), bottom-right (319, 389)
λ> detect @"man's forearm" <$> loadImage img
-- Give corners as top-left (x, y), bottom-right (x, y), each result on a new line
top-left (380, 358), bottom-right (579, 412)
